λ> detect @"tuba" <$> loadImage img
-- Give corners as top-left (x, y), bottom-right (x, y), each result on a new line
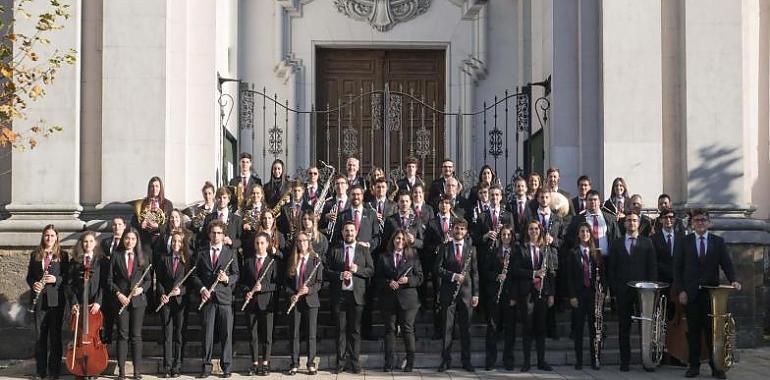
top-left (628, 281), bottom-right (669, 371)
top-left (702, 285), bottom-right (737, 372)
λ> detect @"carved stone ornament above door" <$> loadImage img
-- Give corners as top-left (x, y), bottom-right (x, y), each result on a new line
top-left (334, 0), bottom-right (432, 32)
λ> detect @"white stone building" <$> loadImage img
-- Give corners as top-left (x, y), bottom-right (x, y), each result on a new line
top-left (1, 0), bottom-right (769, 244)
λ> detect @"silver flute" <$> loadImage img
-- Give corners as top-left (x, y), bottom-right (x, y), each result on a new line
top-left (198, 257), bottom-right (235, 311)
top-left (241, 258), bottom-right (275, 311)
top-left (155, 265), bottom-right (197, 313)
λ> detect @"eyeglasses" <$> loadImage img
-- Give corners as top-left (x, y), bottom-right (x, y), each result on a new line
top-left (308, 172), bottom-right (319, 175)
top-left (661, 215), bottom-right (674, 220)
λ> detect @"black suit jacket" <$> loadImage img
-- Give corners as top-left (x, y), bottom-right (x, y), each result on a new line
top-left (66, 255), bottom-right (103, 307)
top-left (366, 199), bottom-right (397, 219)
top-left (472, 207), bottom-right (512, 246)
top-left (424, 215), bottom-right (457, 253)
top-left (324, 244), bottom-right (374, 305)
top-left (427, 177), bottom-right (449, 209)
top-left (525, 211), bottom-right (565, 249)
top-left (651, 229), bottom-right (685, 286)
top-left (239, 255), bottom-right (279, 311)
top-left (481, 246), bottom-right (515, 303)
top-left (286, 254), bottom-right (323, 308)
top-left (26, 252), bottom-right (66, 308)
top-left (673, 233), bottom-right (737, 297)
top-left (155, 252), bottom-right (193, 306)
top-left (382, 212), bottom-right (425, 251)
top-left (200, 211), bottom-right (243, 252)
top-left (412, 203), bottom-right (434, 225)
top-left (607, 236), bottom-right (658, 297)
top-left (108, 250), bottom-right (153, 309)
top-left (376, 250), bottom-right (423, 310)
top-left (435, 240), bottom-right (479, 306)
top-left (396, 177), bottom-right (426, 195)
top-left (278, 201), bottom-right (312, 236)
top-left (100, 235), bottom-right (123, 260)
top-left (330, 206), bottom-right (382, 248)
top-left (510, 243), bottom-right (557, 300)
top-left (229, 173), bottom-right (262, 195)
top-left (564, 246), bottom-right (605, 298)
top-left (131, 198), bottom-right (174, 243)
top-left (263, 178), bottom-right (288, 208)
top-left (190, 245), bottom-right (240, 305)
top-left (320, 197), bottom-right (350, 232)
top-left (508, 196), bottom-right (532, 238)
top-left (303, 183), bottom-right (323, 207)
top-left (564, 211), bottom-right (621, 251)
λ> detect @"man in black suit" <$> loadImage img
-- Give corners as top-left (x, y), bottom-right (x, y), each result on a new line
top-left (396, 157), bottom-right (426, 194)
top-left (443, 177), bottom-right (467, 220)
top-left (100, 216), bottom-right (126, 344)
top-left (508, 176), bottom-right (530, 239)
top-left (436, 218), bottom-right (479, 372)
top-left (525, 189), bottom-right (565, 250)
top-left (382, 192), bottom-right (425, 251)
top-left (427, 158), bottom-right (455, 209)
top-left (303, 166), bottom-right (323, 208)
top-left (324, 221), bottom-right (375, 374)
top-left (674, 209), bottom-right (740, 379)
top-left (192, 221), bottom-right (240, 378)
top-left (278, 180), bottom-right (310, 238)
top-left (652, 208), bottom-right (683, 288)
top-left (321, 175), bottom-right (350, 235)
top-left (330, 185), bottom-right (381, 249)
top-left (571, 175), bottom-right (592, 215)
top-left (473, 185), bottom-right (512, 303)
top-left (228, 152), bottom-right (262, 197)
top-left (344, 157), bottom-right (368, 191)
top-left (546, 167), bottom-right (574, 216)
top-left (565, 190), bottom-right (621, 256)
top-left (656, 193), bottom-right (687, 234)
top-left (608, 211), bottom-right (658, 372)
top-left (366, 177), bottom-right (397, 228)
top-left (410, 184), bottom-right (434, 225)
top-left (199, 187), bottom-right (243, 253)
top-left (423, 196), bottom-right (456, 339)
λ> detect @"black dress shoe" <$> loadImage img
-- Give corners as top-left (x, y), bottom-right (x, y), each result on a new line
top-left (248, 366), bottom-right (257, 376)
top-left (163, 372), bottom-right (171, 378)
top-left (591, 363), bottom-right (600, 370)
top-left (261, 363), bottom-right (270, 376)
top-left (197, 371), bottom-right (211, 379)
top-left (171, 371), bottom-right (181, 378)
top-left (462, 364), bottom-right (475, 372)
top-left (287, 368), bottom-right (297, 376)
top-left (221, 372), bottom-right (231, 378)
top-left (504, 363), bottom-right (514, 371)
top-left (574, 363), bottom-right (583, 370)
top-left (712, 369), bottom-right (727, 379)
top-left (333, 366), bottom-right (344, 374)
top-left (133, 374), bottom-right (143, 380)
top-left (685, 367), bottom-right (700, 377)
top-left (620, 364), bottom-right (630, 372)
top-left (351, 366), bottom-right (362, 374)
top-left (307, 366), bottom-right (317, 375)
top-left (382, 363), bottom-right (392, 372)
top-left (404, 363), bottom-right (413, 372)
top-left (520, 363), bottom-right (531, 372)
top-left (538, 363), bottom-right (553, 371)
top-left (438, 360), bottom-right (451, 372)
top-left (117, 376), bottom-right (126, 380)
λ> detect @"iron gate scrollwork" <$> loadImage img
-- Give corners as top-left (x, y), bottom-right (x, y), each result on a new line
top-left (235, 77), bottom-right (550, 192)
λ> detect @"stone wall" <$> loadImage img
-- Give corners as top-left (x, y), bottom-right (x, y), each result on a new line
top-left (0, 248), bottom-right (36, 358)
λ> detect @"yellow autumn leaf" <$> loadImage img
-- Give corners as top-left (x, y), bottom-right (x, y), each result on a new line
top-left (0, 66), bottom-right (11, 78)
top-left (29, 84), bottom-right (44, 99)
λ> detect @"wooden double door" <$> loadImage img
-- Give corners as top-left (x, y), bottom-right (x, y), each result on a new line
top-left (316, 48), bottom-right (445, 181)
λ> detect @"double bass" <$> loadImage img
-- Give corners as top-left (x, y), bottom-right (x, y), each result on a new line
top-left (65, 259), bottom-right (108, 377)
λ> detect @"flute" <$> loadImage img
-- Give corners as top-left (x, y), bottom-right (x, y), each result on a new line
top-left (198, 257), bottom-right (235, 311)
top-left (240, 258), bottom-right (275, 311)
top-left (117, 264), bottom-right (153, 315)
top-left (286, 261), bottom-right (321, 314)
top-left (154, 265), bottom-right (197, 313)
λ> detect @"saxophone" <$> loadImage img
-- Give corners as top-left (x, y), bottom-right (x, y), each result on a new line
top-left (702, 285), bottom-right (737, 372)
top-left (313, 161), bottom-right (336, 217)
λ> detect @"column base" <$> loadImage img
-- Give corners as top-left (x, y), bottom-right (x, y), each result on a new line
top-left (0, 203), bottom-right (84, 246)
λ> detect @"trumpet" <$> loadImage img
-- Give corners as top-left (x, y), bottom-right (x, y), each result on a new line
top-left (155, 265), bottom-right (197, 313)
top-left (198, 257), bottom-right (235, 311)
top-left (117, 264), bottom-right (153, 315)
top-left (241, 258), bottom-right (275, 311)
top-left (287, 261), bottom-right (321, 314)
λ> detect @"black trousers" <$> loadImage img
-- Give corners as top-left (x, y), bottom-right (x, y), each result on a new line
top-left (332, 292), bottom-right (363, 369)
top-left (686, 290), bottom-right (714, 368)
top-left (485, 300), bottom-right (516, 367)
top-left (201, 302), bottom-right (234, 373)
top-left (289, 302), bottom-right (318, 368)
top-left (440, 297), bottom-right (473, 365)
top-left (101, 296), bottom-right (117, 343)
top-left (571, 287), bottom-right (597, 366)
top-left (33, 305), bottom-right (63, 377)
top-left (519, 292), bottom-right (548, 366)
top-left (160, 301), bottom-right (185, 372)
top-left (247, 308), bottom-right (274, 364)
top-left (616, 290), bottom-right (637, 366)
top-left (418, 249), bottom-right (441, 333)
top-left (383, 306), bottom-right (419, 366)
top-left (117, 305), bottom-right (146, 375)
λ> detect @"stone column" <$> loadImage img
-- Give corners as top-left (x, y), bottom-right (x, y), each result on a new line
top-left (0, 0), bottom-right (84, 245)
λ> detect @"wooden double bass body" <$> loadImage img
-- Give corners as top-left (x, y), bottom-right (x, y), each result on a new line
top-left (65, 261), bottom-right (109, 377)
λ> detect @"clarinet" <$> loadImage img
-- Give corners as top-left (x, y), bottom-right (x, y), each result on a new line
top-left (593, 265), bottom-right (605, 367)
top-left (29, 269), bottom-right (49, 313)
top-left (240, 258), bottom-right (275, 311)
top-left (118, 264), bottom-right (154, 315)
top-left (538, 245), bottom-right (551, 299)
top-left (451, 248), bottom-right (472, 303)
top-left (495, 251), bottom-right (510, 304)
top-left (327, 202), bottom-right (340, 236)
top-left (155, 265), bottom-right (197, 313)
top-left (198, 257), bottom-right (235, 311)
top-left (286, 261), bottom-right (321, 314)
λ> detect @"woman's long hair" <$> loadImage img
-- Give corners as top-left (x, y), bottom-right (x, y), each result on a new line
top-left (576, 222), bottom-right (603, 269)
top-left (271, 159), bottom-right (286, 182)
top-left (286, 231), bottom-right (318, 279)
top-left (496, 225), bottom-right (515, 259)
top-left (165, 208), bottom-right (186, 235)
top-left (477, 164), bottom-right (497, 185)
top-left (71, 231), bottom-right (103, 263)
top-left (257, 210), bottom-right (281, 252)
top-left (610, 177), bottom-right (629, 199)
top-left (142, 176), bottom-right (168, 210)
top-left (385, 229), bottom-right (415, 260)
top-left (299, 210), bottom-right (322, 243)
top-left (120, 227), bottom-right (146, 267)
top-left (170, 229), bottom-right (191, 264)
top-left (523, 220), bottom-right (545, 247)
top-left (34, 224), bottom-right (62, 262)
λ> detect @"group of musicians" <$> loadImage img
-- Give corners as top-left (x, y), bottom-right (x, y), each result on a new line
top-left (27, 153), bottom-right (741, 379)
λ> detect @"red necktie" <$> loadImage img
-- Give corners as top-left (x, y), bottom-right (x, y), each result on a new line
top-left (112, 238), bottom-right (119, 253)
top-left (491, 209), bottom-right (498, 226)
top-left (256, 256), bottom-right (263, 275)
top-left (699, 237), bottom-right (706, 263)
top-left (454, 243), bottom-right (462, 266)
top-left (43, 253), bottom-right (52, 271)
top-left (442, 217), bottom-right (449, 234)
top-left (396, 251), bottom-right (403, 267)
top-left (218, 212), bottom-right (225, 222)
top-left (211, 247), bottom-right (219, 266)
top-left (415, 206), bottom-right (421, 219)
top-left (582, 248), bottom-right (590, 288)
top-left (309, 187), bottom-right (316, 203)
top-left (377, 201), bottom-right (383, 214)
top-left (592, 214), bottom-right (600, 240)
top-left (242, 177), bottom-right (247, 188)
top-left (354, 210), bottom-right (361, 231)
top-left (344, 247), bottom-right (352, 286)
top-left (299, 257), bottom-right (306, 287)
top-left (401, 216), bottom-right (408, 229)
top-left (518, 202), bottom-right (524, 224)
top-left (84, 256), bottom-right (91, 270)
top-left (172, 255), bottom-right (179, 275)
top-left (127, 252), bottom-right (134, 277)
